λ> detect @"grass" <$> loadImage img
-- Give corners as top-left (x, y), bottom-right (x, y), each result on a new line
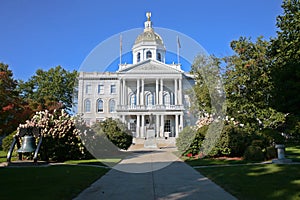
top-left (186, 146), bottom-right (300, 200)
top-left (0, 165), bottom-right (109, 200)
top-left (184, 157), bottom-right (249, 166)
top-left (286, 145), bottom-right (300, 162)
top-left (65, 158), bottom-right (121, 166)
top-left (0, 150), bottom-right (116, 200)
top-left (197, 164), bottom-right (300, 200)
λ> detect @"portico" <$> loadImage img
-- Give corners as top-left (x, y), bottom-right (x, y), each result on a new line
top-left (77, 12), bottom-right (194, 142)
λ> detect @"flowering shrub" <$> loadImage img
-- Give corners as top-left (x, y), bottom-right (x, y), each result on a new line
top-left (18, 110), bottom-right (91, 161)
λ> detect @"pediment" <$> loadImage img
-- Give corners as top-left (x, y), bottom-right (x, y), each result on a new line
top-left (118, 60), bottom-right (182, 74)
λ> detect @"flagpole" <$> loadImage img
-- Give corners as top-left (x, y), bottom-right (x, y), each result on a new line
top-left (177, 36), bottom-right (180, 64)
top-left (120, 34), bottom-right (122, 65)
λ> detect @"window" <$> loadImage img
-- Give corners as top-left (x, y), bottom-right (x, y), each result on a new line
top-left (109, 99), bottom-right (116, 113)
top-left (85, 85), bottom-right (92, 94)
top-left (163, 92), bottom-right (171, 105)
top-left (130, 94), bottom-right (136, 106)
top-left (137, 52), bottom-right (141, 62)
top-left (157, 53), bottom-right (161, 61)
top-left (164, 119), bottom-right (171, 132)
top-left (146, 93), bottom-right (154, 105)
top-left (146, 51), bottom-right (152, 59)
top-left (97, 99), bottom-right (104, 112)
top-left (84, 99), bottom-right (91, 112)
top-left (98, 84), bottom-right (104, 94)
top-left (110, 85), bottom-right (116, 94)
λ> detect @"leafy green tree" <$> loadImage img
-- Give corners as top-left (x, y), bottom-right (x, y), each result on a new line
top-left (270, 0), bottom-right (300, 140)
top-left (191, 55), bottom-right (225, 116)
top-left (270, 0), bottom-right (300, 114)
top-left (18, 66), bottom-right (78, 112)
top-left (224, 37), bottom-right (285, 133)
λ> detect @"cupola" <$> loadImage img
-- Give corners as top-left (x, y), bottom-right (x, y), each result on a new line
top-left (132, 12), bottom-right (166, 64)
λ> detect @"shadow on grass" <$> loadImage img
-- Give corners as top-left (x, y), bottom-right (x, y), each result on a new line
top-left (197, 164), bottom-right (300, 200)
top-left (0, 165), bottom-right (109, 200)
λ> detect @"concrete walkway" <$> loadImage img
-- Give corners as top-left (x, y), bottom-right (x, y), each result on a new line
top-left (74, 147), bottom-right (236, 200)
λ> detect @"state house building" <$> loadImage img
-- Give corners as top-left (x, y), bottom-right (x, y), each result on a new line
top-left (77, 12), bottom-right (195, 141)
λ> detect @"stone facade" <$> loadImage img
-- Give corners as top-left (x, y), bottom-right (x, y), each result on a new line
top-left (77, 12), bottom-right (195, 140)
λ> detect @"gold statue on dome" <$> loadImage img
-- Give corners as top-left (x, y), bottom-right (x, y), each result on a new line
top-left (146, 12), bottom-right (151, 21)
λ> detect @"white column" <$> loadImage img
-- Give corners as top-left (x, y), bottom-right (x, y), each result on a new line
top-left (141, 79), bottom-right (144, 105)
top-left (160, 79), bottom-right (164, 105)
top-left (136, 115), bottom-right (140, 138)
top-left (119, 79), bottom-right (122, 105)
top-left (137, 79), bottom-right (140, 105)
top-left (141, 115), bottom-right (145, 138)
top-left (156, 114), bottom-right (159, 137)
top-left (175, 114), bottom-right (179, 138)
top-left (179, 78), bottom-right (182, 105)
top-left (128, 121), bottom-right (131, 130)
top-left (174, 79), bottom-right (178, 105)
top-left (179, 114), bottom-right (184, 137)
top-left (156, 79), bottom-right (159, 105)
top-left (122, 115), bottom-right (125, 123)
top-left (160, 115), bottom-right (164, 137)
top-left (122, 79), bottom-right (126, 105)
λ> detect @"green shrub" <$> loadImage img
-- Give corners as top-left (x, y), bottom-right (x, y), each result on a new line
top-left (2, 131), bottom-right (17, 152)
top-left (265, 146), bottom-right (277, 160)
top-left (176, 125), bottom-right (207, 156)
top-left (251, 140), bottom-right (264, 147)
top-left (259, 128), bottom-right (285, 145)
top-left (95, 118), bottom-right (132, 150)
top-left (206, 124), bottom-right (251, 157)
top-left (243, 145), bottom-right (264, 161)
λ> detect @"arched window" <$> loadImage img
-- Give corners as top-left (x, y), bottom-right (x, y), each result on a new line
top-left (157, 53), bottom-right (161, 61)
top-left (146, 51), bottom-right (152, 59)
top-left (137, 52), bottom-right (141, 62)
top-left (146, 92), bottom-right (154, 105)
top-left (97, 99), bottom-right (104, 112)
top-left (130, 94), bottom-right (136, 106)
top-left (109, 99), bottom-right (116, 113)
top-left (163, 92), bottom-right (171, 106)
top-left (84, 99), bottom-right (91, 112)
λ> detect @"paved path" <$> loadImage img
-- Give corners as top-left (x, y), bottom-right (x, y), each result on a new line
top-left (74, 148), bottom-right (236, 200)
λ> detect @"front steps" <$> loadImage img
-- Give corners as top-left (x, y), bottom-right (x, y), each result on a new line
top-left (132, 137), bottom-right (176, 149)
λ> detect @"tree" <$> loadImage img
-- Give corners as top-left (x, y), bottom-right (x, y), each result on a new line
top-left (0, 63), bottom-right (31, 136)
top-left (270, 0), bottom-right (300, 114)
top-left (18, 66), bottom-right (78, 112)
top-left (224, 37), bottom-right (285, 133)
top-left (191, 55), bottom-right (225, 116)
top-left (269, 0), bottom-right (300, 140)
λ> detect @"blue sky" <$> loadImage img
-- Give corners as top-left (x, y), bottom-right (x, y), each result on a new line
top-left (0, 0), bottom-right (283, 81)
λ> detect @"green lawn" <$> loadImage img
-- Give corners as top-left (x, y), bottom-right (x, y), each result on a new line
top-left (185, 157), bottom-right (249, 166)
top-left (198, 164), bottom-right (300, 200)
top-left (286, 145), bottom-right (300, 162)
top-left (65, 158), bottom-right (121, 167)
top-left (187, 146), bottom-right (300, 200)
top-left (0, 165), bottom-right (109, 200)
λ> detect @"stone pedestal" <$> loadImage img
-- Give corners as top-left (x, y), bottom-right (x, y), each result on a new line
top-left (144, 129), bottom-right (157, 148)
top-left (272, 144), bottom-right (292, 164)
